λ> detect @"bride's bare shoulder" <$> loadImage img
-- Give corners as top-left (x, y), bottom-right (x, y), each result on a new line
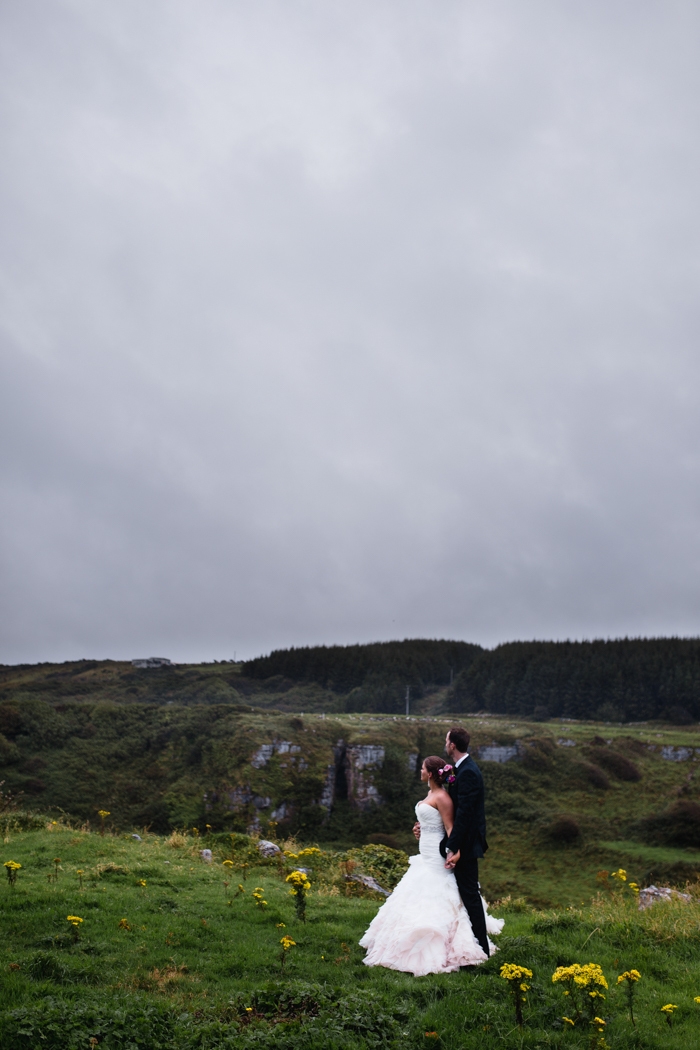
top-left (417, 798), bottom-right (438, 810)
top-left (435, 789), bottom-right (454, 815)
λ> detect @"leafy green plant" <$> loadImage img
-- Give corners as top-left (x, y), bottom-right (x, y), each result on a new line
top-left (346, 844), bottom-right (409, 890)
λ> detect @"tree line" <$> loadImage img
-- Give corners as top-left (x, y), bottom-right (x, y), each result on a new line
top-left (243, 639), bottom-right (482, 697)
top-left (447, 637), bottom-right (700, 723)
top-left (244, 636), bottom-right (700, 721)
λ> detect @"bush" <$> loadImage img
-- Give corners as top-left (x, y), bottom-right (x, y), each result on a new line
top-left (578, 762), bottom-right (610, 790)
top-left (346, 844), bottom-right (409, 890)
top-left (365, 833), bottom-right (401, 850)
top-left (544, 816), bottom-right (580, 844)
top-left (589, 747), bottom-right (641, 782)
top-left (635, 800), bottom-right (700, 849)
top-left (521, 738), bottom-right (556, 770)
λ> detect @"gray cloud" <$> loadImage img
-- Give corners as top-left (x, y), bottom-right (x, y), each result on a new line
top-left (2, 0), bottom-right (700, 663)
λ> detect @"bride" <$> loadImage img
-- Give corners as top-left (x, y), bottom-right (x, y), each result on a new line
top-left (359, 756), bottom-right (504, 976)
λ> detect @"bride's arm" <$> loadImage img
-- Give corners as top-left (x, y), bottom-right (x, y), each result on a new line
top-left (435, 791), bottom-right (454, 837)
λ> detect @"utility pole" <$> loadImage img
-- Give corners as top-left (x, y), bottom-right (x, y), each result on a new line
top-left (405, 685), bottom-right (410, 717)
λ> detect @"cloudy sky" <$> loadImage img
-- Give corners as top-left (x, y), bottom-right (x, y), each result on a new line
top-left (2, 1), bottom-right (699, 665)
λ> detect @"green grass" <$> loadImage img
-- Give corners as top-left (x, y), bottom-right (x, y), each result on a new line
top-left (599, 841), bottom-right (700, 866)
top-left (1, 826), bottom-right (700, 1048)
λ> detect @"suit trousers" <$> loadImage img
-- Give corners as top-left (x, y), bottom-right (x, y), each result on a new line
top-left (454, 856), bottom-right (489, 958)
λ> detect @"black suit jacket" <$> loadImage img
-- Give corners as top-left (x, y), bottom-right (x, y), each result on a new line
top-left (440, 755), bottom-right (487, 861)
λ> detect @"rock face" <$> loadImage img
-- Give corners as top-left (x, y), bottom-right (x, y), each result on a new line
top-left (251, 740), bottom-right (302, 768)
top-left (477, 744), bottom-right (521, 764)
top-left (659, 746), bottom-right (697, 762)
top-left (230, 737), bottom-right (392, 823)
top-left (331, 741), bottom-right (385, 810)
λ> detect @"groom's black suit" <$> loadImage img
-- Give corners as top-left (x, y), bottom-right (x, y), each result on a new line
top-left (440, 754), bottom-right (489, 957)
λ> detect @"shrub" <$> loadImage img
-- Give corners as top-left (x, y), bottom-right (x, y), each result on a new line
top-left (578, 762), bottom-right (610, 790)
top-left (545, 816), bottom-right (580, 844)
top-left (635, 800), bottom-right (700, 849)
top-left (521, 738), bottom-right (556, 770)
top-left (346, 844), bottom-right (409, 890)
top-left (366, 833), bottom-right (401, 850)
top-left (589, 747), bottom-right (641, 782)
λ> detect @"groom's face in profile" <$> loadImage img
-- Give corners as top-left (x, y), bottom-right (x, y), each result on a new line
top-left (444, 732), bottom-right (455, 760)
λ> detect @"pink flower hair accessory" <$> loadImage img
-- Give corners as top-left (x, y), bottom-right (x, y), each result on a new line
top-left (437, 764), bottom-right (456, 784)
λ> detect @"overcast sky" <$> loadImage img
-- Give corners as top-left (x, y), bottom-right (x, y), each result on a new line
top-left (2, 1), bottom-right (700, 665)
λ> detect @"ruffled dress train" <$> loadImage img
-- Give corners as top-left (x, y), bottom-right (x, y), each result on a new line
top-left (359, 801), bottom-right (504, 976)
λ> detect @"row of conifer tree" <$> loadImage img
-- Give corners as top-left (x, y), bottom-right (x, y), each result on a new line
top-left (243, 637), bottom-right (700, 722)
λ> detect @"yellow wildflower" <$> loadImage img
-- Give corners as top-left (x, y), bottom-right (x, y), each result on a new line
top-left (617, 970), bottom-right (641, 984)
top-left (500, 963), bottom-right (533, 981)
top-left (552, 963), bottom-right (607, 990)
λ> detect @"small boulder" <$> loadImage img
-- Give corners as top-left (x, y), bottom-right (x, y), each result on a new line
top-left (344, 873), bottom-right (391, 896)
top-left (257, 839), bottom-right (281, 857)
top-left (131, 834), bottom-right (142, 841)
top-left (638, 884), bottom-right (692, 911)
top-left (199, 849), bottom-right (213, 863)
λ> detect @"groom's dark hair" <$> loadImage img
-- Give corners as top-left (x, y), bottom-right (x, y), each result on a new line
top-left (447, 726), bottom-right (470, 752)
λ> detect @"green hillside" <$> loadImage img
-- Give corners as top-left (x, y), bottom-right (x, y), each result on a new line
top-left (4, 650), bottom-right (700, 1046)
top-left (2, 822), bottom-right (700, 1049)
top-left (3, 647), bottom-right (700, 907)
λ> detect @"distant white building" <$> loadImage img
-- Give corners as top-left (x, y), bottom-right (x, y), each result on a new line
top-left (131, 657), bottom-right (173, 669)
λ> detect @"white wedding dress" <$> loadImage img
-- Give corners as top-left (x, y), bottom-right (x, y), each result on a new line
top-left (359, 801), bottom-right (504, 976)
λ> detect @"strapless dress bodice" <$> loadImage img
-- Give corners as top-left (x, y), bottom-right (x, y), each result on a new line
top-left (415, 800), bottom-right (445, 866)
top-left (415, 800), bottom-right (445, 832)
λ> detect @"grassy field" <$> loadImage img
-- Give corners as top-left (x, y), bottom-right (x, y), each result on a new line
top-left (2, 822), bottom-right (700, 1048)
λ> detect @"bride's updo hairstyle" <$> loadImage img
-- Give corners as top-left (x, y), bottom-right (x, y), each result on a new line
top-left (424, 755), bottom-right (449, 786)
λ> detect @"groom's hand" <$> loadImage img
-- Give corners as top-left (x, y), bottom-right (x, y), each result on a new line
top-left (445, 849), bottom-right (460, 870)
top-left (412, 821), bottom-right (421, 840)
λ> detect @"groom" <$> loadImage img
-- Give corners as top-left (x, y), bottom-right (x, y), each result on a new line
top-left (440, 726), bottom-right (489, 958)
